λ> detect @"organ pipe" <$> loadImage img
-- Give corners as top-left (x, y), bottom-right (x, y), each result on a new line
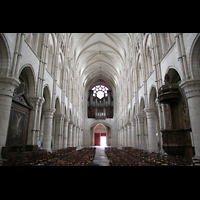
top-left (108, 91), bottom-right (111, 106)
top-left (89, 90), bottom-right (93, 106)
top-left (95, 98), bottom-right (98, 107)
top-left (104, 107), bottom-right (106, 118)
top-left (95, 107), bottom-right (97, 118)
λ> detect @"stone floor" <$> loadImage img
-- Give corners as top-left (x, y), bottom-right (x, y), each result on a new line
top-left (89, 146), bottom-right (110, 166)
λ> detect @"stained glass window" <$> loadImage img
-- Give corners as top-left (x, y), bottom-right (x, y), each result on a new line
top-left (92, 85), bottom-right (109, 99)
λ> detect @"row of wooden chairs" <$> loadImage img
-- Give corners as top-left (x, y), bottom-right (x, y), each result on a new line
top-left (105, 147), bottom-right (148, 166)
top-left (2, 147), bottom-right (74, 166)
top-left (2, 147), bottom-right (95, 166)
top-left (123, 147), bottom-right (199, 166)
top-left (105, 147), bottom-right (196, 166)
top-left (58, 147), bottom-right (96, 166)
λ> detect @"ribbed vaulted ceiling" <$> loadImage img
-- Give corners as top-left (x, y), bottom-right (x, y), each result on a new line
top-left (69, 33), bottom-right (130, 89)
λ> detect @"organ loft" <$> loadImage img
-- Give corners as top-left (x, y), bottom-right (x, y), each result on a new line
top-left (88, 80), bottom-right (113, 119)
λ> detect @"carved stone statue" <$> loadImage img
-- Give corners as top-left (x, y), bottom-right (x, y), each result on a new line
top-left (164, 73), bottom-right (170, 85)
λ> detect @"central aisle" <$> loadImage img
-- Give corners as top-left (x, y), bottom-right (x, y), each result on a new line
top-left (91, 146), bottom-right (110, 166)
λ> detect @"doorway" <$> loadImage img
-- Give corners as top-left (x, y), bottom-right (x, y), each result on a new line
top-left (100, 136), bottom-right (106, 147)
top-left (94, 133), bottom-right (107, 146)
top-left (94, 124), bottom-right (107, 146)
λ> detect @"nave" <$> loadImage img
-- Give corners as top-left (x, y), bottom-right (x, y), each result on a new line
top-left (1, 33), bottom-right (200, 165)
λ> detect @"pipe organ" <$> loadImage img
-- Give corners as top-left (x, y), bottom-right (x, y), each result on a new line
top-left (88, 90), bottom-right (113, 119)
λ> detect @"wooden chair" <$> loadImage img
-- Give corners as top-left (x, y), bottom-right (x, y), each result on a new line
top-left (192, 158), bottom-right (200, 166)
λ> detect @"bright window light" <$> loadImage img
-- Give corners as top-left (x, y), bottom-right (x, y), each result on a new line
top-left (97, 91), bottom-right (104, 99)
top-left (92, 85), bottom-right (109, 99)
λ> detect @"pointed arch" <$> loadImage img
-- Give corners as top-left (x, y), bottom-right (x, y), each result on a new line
top-left (139, 97), bottom-right (145, 114)
top-left (128, 108), bottom-right (133, 122)
top-left (69, 108), bottom-right (72, 122)
top-left (133, 104), bottom-right (136, 119)
top-left (165, 65), bottom-right (182, 83)
top-left (136, 53), bottom-right (143, 88)
top-left (17, 64), bottom-right (36, 97)
top-left (55, 97), bottom-right (61, 115)
top-left (166, 67), bottom-right (181, 84)
top-left (94, 123), bottom-right (107, 133)
top-left (189, 33), bottom-right (200, 79)
top-left (0, 33), bottom-right (11, 76)
top-left (149, 85), bottom-right (157, 109)
top-left (43, 85), bottom-right (51, 110)
top-left (47, 33), bottom-right (56, 75)
top-left (48, 33), bottom-right (56, 54)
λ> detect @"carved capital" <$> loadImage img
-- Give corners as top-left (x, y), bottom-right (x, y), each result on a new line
top-left (43, 108), bottom-right (56, 117)
top-left (144, 108), bottom-right (157, 119)
top-left (55, 114), bottom-right (65, 121)
top-left (136, 114), bottom-right (145, 123)
top-left (180, 79), bottom-right (200, 99)
top-left (69, 121), bottom-right (74, 126)
top-left (29, 96), bottom-right (41, 109)
top-left (130, 120), bottom-right (136, 126)
top-left (0, 77), bottom-right (20, 96)
top-left (64, 117), bottom-right (70, 123)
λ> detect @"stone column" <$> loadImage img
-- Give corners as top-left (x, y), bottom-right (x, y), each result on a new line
top-left (28, 97), bottom-right (40, 145)
top-left (39, 115), bottom-right (45, 148)
top-left (127, 124), bottom-right (130, 146)
top-left (80, 128), bottom-right (83, 147)
top-left (63, 119), bottom-right (69, 148)
top-left (123, 126), bottom-right (127, 146)
top-left (135, 116), bottom-right (140, 148)
top-left (126, 125), bottom-right (128, 146)
top-left (130, 121), bottom-right (136, 147)
top-left (76, 127), bottom-right (79, 147)
top-left (35, 98), bottom-right (45, 146)
top-left (120, 129), bottom-right (122, 147)
top-left (121, 127), bottom-right (124, 147)
top-left (59, 115), bottom-right (65, 149)
top-left (137, 115), bottom-right (145, 149)
top-left (118, 129), bottom-right (120, 147)
top-left (77, 128), bottom-right (79, 147)
top-left (54, 114), bottom-right (64, 150)
top-left (145, 108), bottom-right (158, 152)
top-left (82, 129), bottom-right (84, 147)
top-left (68, 122), bottom-right (73, 147)
top-left (43, 108), bottom-right (55, 152)
top-left (0, 77), bottom-right (19, 156)
top-left (155, 99), bottom-right (164, 153)
top-left (73, 125), bottom-right (77, 147)
top-left (78, 127), bottom-right (81, 147)
top-left (79, 128), bottom-right (82, 147)
top-left (180, 80), bottom-right (200, 158)
top-left (54, 115), bottom-right (59, 150)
